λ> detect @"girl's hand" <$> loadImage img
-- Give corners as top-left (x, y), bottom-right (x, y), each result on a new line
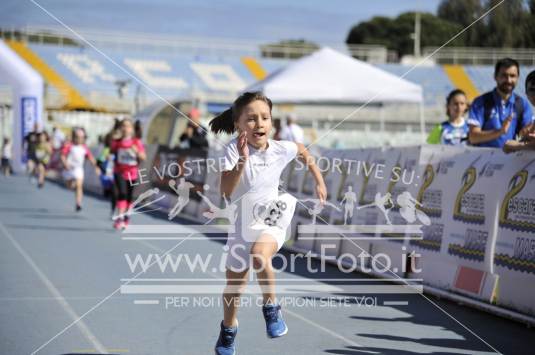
top-left (237, 131), bottom-right (249, 160)
top-left (315, 182), bottom-right (327, 205)
top-left (95, 167), bottom-right (102, 176)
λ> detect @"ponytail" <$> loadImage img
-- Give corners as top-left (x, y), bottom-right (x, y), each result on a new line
top-left (209, 108), bottom-right (235, 134)
top-left (209, 91), bottom-right (273, 135)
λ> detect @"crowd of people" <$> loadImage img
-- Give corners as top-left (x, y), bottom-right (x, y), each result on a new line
top-left (428, 58), bottom-right (535, 151)
top-left (1, 118), bottom-right (146, 231)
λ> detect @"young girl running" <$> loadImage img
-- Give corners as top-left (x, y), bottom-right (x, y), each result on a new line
top-left (34, 131), bottom-right (52, 188)
top-left (61, 128), bottom-right (100, 211)
top-left (97, 132), bottom-right (117, 217)
top-left (211, 92), bottom-right (327, 355)
top-left (110, 118), bottom-right (146, 230)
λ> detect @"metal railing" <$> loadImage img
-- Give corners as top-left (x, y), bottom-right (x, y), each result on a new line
top-left (424, 46), bottom-right (535, 66)
top-left (3, 26), bottom-right (534, 65)
top-left (1, 26), bottom-right (390, 62)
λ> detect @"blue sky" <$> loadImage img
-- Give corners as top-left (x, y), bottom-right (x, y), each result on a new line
top-left (1, 0), bottom-right (441, 44)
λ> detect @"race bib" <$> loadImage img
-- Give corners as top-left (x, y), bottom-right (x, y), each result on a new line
top-left (117, 148), bottom-right (137, 166)
top-left (250, 193), bottom-right (297, 230)
top-left (35, 149), bottom-right (46, 160)
top-left (68, 153), bottom-right (82, 167)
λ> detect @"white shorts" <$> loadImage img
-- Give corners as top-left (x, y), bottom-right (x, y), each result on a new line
top-left (63, 168), bottom-right (84, 181)
top-left (225, 193), bottom-right (297, 272)
top-left (224, 225), bottom-right (288, 272)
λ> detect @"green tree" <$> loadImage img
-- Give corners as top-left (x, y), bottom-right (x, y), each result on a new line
top-left (481, 0), bottom-right (525, 47)
top-left (346, 0), bottom-right (535, 57)
top-left (527, 0), bottom-right (535, 46)
top-left (437, 0), bottom-right (484, 44)
top-left (346, 12), bottom-right (463, 58)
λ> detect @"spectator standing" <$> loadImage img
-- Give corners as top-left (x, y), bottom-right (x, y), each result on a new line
top-left (179, 109), bottom-right (209, 150)
top-left (467, 58), bottom-right (534, 148)
top-left (280, 113), bottom-right (304, 143)
top-left (1, 137), bottom-right (12, 176)
top-left (504, 70), bottom-right (535, 153)
top-left (427, 89), bottom-right (470, 145)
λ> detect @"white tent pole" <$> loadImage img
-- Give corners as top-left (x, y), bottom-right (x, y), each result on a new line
top-left (379, 103), bottom-right (385, 134)
top-left (419, 101), bottom-right (426, 143)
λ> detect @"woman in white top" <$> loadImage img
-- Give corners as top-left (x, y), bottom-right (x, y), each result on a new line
top-left (1, 137), bottom-right (12, 176)
top-left (211, 92), bottom-right (326, 355)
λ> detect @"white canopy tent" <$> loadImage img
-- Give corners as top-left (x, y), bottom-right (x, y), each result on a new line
top-left (0, 40), bottom-right (44, 172)
top-left (245, 47), bottom-right (425, 139)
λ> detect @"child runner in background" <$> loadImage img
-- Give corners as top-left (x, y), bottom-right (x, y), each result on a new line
top-left (61, 128), bottom-right (100, 211)
top-left (110, 118), bottom-right (146, 230)
top-left (24, 130), bottom-right (38, 181)
top-left (210, 92), bottom-right (327, 355)
top-left (1, 137), bottom-right (12, 176)
top-left (97, 132), bottom-right (116, 217)
top-left (34, 132), bottom-right (52, 188)
top-left (427, 89), bottom-right (470, 145)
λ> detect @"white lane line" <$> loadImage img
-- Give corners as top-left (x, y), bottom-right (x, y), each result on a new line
top-left (137, 239), bottom-right (377, 353)
top-left (383, 301), bottom-right (409, 306)
top-left (133, 300), bottom-right (160, 305)
top-left (0, 222), bottom-right (108, 355)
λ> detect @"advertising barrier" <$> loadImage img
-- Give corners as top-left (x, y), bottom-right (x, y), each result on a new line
top-left (64, 142), bottom-right (535, 319)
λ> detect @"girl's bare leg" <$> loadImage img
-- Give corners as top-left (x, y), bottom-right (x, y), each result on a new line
top-left (223, 268), bottom-right (249, 327)
top-left (75, 178), bottom-right (84, 206)
top-left (37, 164), bottom-right (45, 186)
top-left (250, 233), bottom-right (279, 305)
top-left (65, 179), bottom-right (74, 189)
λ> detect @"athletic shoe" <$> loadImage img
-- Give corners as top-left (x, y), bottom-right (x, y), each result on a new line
top-left (122, 218), bottom-right (129, 230)
top-left (262, 304), bottom-right (288, 338)
top-left (214, 321), bottom-right (237, 355)
top-left (113, 219), bottom-right (124, 230)
top-left (75, 204), bottom-right (82, 212)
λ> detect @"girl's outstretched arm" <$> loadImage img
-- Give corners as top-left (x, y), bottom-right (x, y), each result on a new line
top-left (133, 142), bottom-right (146, 161)
top-left (220, 132), bottom-right (249, 198)
top-left (296, 143), bottom-right (327, 204)
top-left (86, 151), bottom-right (101, 176)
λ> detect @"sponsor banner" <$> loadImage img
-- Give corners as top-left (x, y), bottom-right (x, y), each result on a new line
top-left (150, 146), bottom-right (208, 218)
top-left (441, 149), bottom-right (501, 272)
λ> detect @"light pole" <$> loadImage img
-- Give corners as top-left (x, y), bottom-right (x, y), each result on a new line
top-left (410, 12), bottom-right (422, 58)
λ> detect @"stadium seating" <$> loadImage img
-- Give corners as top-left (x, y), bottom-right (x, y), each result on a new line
top-left (13, 43), bottom-right (535, 111)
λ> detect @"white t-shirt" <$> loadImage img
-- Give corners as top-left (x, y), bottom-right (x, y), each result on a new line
top-left (280, 123), bottom-right (304, 143)
top-left (222, 138), bottom-right (298, 235)
top-left (67, 145), bottom-right (90, 170)
top-left (2, 142), bottom-right (12, 159)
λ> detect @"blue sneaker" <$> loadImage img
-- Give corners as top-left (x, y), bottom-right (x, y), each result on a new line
top-left (215, 321), bottom-right (237, 355)
top-left (262, 304), bottom-right (288, 338)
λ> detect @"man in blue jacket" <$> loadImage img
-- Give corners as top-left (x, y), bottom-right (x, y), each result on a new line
top-left (503, 70), bottom-right (535, 153)
top-left (467, 58), bottom-right (534, 148)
